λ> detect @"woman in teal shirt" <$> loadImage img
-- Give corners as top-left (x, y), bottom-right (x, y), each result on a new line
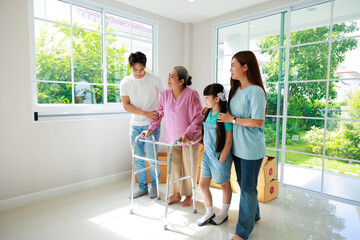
top-left (218, 51), bottom-right (267, 240)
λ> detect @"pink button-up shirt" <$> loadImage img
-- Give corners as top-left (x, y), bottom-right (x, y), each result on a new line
top-left (149, 87), bottom-right (203, 144)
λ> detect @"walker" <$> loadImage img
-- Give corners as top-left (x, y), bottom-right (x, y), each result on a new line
top-left (129, 134), bottom-right (197, 230)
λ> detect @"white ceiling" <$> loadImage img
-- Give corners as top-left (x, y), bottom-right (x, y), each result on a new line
top-left (115, 0), bottom-right (271, 23)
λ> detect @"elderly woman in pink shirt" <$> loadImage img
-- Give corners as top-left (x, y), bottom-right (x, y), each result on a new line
top-left (143, 66), bottom-right (203, 207)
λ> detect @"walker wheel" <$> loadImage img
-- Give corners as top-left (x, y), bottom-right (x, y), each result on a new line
top-left (164, 225), bottom-right (168, 230)
top-left (157, 196), bottom-right (160, 200)
top-left (130, 209), bottom-right (133, 214)
top-left (193, 209), bottom-right (197, 214)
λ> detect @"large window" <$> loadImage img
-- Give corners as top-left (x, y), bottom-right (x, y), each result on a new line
top-left (215, 0), bottom-right (360, 202)
top-left (30, 0), bottom-right (156, 117)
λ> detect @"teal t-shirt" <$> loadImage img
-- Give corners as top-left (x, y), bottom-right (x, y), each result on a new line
top-left (229, 85), bottom-right (267, 160)
top-left (205, 109), bottom-right (233, 131)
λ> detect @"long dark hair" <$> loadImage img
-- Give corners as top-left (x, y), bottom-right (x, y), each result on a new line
top-left (228, 51), bottom-right (268, 114)
top-left (202, 83), bottom-right (228, 153)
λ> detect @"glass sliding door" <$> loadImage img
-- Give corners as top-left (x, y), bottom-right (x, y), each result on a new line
top-left (215, 0), bottom-right (360, 202)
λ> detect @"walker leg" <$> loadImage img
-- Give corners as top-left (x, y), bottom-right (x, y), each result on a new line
top-left (130, 153), bottom-right (136, 214)
top-left (164, 174), bottom-right (171, 230)
top-left (164, 146), bottom-right (173, 230)
top-left (130, 136), bottom-right (142, 214)
top-left (151, 135), bottom-right (161, 200)
top-left (164, 167), bottom-right (171, 230)
top-left (155, 162), bottom-right (160, 200)
top-left (189, 145), bottom-right (197, 214)
top-left (153, 149), bottom-right (160, 200)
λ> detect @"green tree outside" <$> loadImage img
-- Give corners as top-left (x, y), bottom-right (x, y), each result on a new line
top-left (35, 22), bottom-right (129, 104)
top-left (259, 22), bottom-right (360, 176)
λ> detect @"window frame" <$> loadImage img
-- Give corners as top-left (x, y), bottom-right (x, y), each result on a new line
top-left (29, 0), bottom-right (158, 120)
top-left (213, 0), bottom-right (360, 202)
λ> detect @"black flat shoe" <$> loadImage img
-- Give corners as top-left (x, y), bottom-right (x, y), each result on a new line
top-left (197, 213), bottom-right (215, 226)
top-left (209, 215), bottom-right (228, 225)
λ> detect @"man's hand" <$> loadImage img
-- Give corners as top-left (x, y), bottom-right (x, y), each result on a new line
top-left (143, 111), bottom-right (159, 120)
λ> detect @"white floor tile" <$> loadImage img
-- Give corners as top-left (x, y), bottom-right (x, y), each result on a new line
top-left (0, 204), bottom-right (83, 240)
top-left (0, 178), bottom-right (359, 240)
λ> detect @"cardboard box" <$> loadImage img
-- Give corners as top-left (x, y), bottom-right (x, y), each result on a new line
top-left (135, 152), bottom-right (168, 183)
top-left (258, 156), bottom-right (277, 185)
top-left (257, 178), bottom-right (279, 203)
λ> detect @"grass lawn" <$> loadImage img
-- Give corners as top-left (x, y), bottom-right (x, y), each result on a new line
top-left (267, 142), bottom-right (360, 178)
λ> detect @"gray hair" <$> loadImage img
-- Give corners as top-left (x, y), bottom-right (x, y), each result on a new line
top-left (174, 66), bottom-right (192, 86)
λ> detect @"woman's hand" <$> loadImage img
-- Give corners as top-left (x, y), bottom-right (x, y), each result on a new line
top-left (179, 134), bottom-right (191, 145)
top-left (141, 129), bottom-right (153, 138)
top-left (143, 111), bottom-right (159, 120)
top-left (189, 134), bottom-right (202, 145)
top-left (217, 112), bottom-right (233, 123)
top-left (201, 107), bottom-right (208, 116)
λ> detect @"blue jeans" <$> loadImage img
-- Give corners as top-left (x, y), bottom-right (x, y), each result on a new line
top-left (233, 155), bottom-right (263, 240)
top-left (130, 125), bottom-right (161, 191)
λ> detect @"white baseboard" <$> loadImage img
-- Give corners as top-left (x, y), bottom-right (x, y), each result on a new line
top-left (0, 171), bottom-right (131, 212)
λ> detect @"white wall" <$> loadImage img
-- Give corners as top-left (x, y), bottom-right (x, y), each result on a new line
top-left (0, 0), bottom-right (184, 204)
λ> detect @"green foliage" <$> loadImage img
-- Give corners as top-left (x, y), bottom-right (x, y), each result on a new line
top-left (347, 90), bottom-right (360, 119)
top-left (288, 97), bottom-right (325, 132)
top-left (35, 21), bottom-right (129, 104)
top-left (300, 92), bottom-right (360, 160)
top-left (266, 92), bottom-right (283, 115)
top-left (37, 82), bottom-right (72, 104)
top-left (304, 122), bottom-right (360, 160)
top-left (264, 117), bottom-right (279, 145)
top-left (341, 90), bottom-right (360, 159)
top-left (36, 23), bottom-right (72, 84)
top-left (304, 91), bottom-right (360, 160)
top-left (342, 121), bottom-right (360, 159)
top-left (266, 91), bottom-right (325, 138)
top-left (262, 22), bottom-right (360, 168)
top-left (71, 26), bottom-right (103, 83)
top-left (305, 90), bottom-right (360, 159)
top-left (259, 22), bottom-right (358, 105)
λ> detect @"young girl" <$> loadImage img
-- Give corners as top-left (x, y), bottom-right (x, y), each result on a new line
top-left (193, 83), bottom-right (233, 226)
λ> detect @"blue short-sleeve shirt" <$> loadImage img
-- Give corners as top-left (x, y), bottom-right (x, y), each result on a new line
top-left (229, 85), bottom-right (267, 160)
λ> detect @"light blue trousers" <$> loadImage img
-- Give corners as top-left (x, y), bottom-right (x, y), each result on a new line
top-left (130, 125), bottom-right (161, 191)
